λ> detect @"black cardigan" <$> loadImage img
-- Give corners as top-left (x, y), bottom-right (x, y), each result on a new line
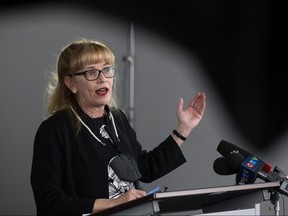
top-left (30, 107), bottom-right (186, 215)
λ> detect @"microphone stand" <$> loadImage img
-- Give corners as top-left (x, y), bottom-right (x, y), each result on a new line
top-left (267, 166), bottom-right (288, 216)
top-left (269, 188), bottom-right (281, 216)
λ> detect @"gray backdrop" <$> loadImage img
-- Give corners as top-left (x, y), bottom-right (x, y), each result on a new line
top-left (0, 4), bottom-right (287, 215)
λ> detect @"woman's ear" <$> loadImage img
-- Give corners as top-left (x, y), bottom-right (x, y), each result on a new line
top-left (64, 76), bottom-right (77, 94)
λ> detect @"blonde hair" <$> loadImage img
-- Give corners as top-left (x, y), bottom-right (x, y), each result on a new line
top-left (46, 38), bottom-right (117, 115)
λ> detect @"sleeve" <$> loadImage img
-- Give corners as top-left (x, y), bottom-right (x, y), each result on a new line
top-left (30, 119), bottom-right (95, 216)
top-left (137, 135), bottom-right (187, 183)
top-left (115, 109), bottom-right (187, 183)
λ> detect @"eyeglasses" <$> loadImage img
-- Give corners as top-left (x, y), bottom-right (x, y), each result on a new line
top-left (73, 66), bottom-right (116, 81)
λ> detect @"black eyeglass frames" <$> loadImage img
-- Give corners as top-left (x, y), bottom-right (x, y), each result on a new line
top-left (73, 66), bottom-right (116, 81)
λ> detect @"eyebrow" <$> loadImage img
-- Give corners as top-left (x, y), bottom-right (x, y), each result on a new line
top-left (85, 66), bottom-right (97, 70)
top-left (83, 64), bottom-right (110, 71)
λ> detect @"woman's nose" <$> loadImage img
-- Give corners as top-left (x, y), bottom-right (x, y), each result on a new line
top-left (97, 71), bottom-right (106, 82)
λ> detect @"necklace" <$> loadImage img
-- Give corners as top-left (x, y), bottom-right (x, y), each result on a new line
top-left (70, 106), bottom-right (120, 146)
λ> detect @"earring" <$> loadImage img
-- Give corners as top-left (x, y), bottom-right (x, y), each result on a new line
top-left (72, 89), bottom-right (77, 94)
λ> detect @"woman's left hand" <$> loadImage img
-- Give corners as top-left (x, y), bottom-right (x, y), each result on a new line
top-left (175, 92), bottom-right (206, 139)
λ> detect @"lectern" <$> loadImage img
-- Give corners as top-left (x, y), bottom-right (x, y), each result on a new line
top-left (92, 181), bottom-right (280, 216)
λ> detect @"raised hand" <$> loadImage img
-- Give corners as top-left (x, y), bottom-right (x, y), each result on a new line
top-left (172, 92), bottom-right (206, 145)
top-left (177, 92), bottom-right (206, 129)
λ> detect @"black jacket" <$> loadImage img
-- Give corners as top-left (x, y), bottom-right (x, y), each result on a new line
top-left (30, 106), bottom-right (186, 215)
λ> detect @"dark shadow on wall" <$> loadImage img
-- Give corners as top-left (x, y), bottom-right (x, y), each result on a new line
top-left (2, 0), bottom-right (287, 151)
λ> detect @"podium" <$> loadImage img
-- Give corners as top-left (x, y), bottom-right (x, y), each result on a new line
top-left (92, 181), bottom-right (280, 216)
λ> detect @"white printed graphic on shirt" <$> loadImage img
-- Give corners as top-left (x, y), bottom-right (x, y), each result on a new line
top-left (99, 124), bottom-right (134, 198)
top-left (100, 125), bottom-right (110, 139)
top-left (108, 165), bottom-right (134, 199)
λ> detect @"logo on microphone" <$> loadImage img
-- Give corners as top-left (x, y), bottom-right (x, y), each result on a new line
top-left (247, 163), bottom-right (254, 168)
top-left (236, 155), bottom-right (264, 184)
top-left (246, 156), bottom-right (260, 169)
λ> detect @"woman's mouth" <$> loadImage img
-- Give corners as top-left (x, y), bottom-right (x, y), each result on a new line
top-left (96, 87), bottom-right (109, 96)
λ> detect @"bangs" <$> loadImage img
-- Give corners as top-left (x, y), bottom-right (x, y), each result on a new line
top-left (70, 42), bottom-right (115, 72)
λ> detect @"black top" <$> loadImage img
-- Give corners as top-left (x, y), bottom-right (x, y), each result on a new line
top-left (30, 106), bottom-right (186, 215)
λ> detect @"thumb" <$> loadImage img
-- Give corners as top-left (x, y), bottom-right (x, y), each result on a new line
top-left (177, 98), bottom-right (184, 113)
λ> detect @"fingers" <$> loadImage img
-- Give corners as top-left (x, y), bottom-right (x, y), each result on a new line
top-left (177, 98), bottom-right (184, 113)
top-left (188, 92), bottom-right (203, 107)
top-left (189, 92), bottom-right (206, 110)
top-left (132, 189), bottom-right (146, 198)
top-left (123, 189), bottom-right (146, 201)
top-left (112, 189), bottom-right (146, 208)
top-left (177, 93), bottom-right (206, 115)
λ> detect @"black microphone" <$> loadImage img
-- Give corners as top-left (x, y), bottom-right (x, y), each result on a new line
top-left (217, 139), bottom-right (274, 173)
top-left (224, 152), bottom-right (276, 184)
top-left (217, 140), bottom-right (250, 158)
top-left (215, 139), bottom-right (288, 196)
top-left (221, 151), bottom-right (265, 184)
top-left (213, 157), bottom-right (236, 175)
top-left (213, 151), bottom-right (246, 176)
top-left (225, 151), bottom-right (246, 171)
top-left (235, 154), bottom-right (267, 184)
top-left (234, 154), bottom-right (288, 195)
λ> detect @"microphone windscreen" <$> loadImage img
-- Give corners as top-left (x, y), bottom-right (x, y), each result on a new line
top-left (213, 157), bottom-right (236, 175)
top-left (226, 153), bottom-right (246, 171)
top-left (217, 140), bottom-right (250, 158)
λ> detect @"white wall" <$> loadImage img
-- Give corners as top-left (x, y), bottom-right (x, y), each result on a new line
top-left (0, 4), bottom-right (287, 215)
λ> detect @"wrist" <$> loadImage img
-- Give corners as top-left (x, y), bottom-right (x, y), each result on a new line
top-left (173, 130), bottom-right (187, 141)
top-left (175, 124), bottom-right (192, 137)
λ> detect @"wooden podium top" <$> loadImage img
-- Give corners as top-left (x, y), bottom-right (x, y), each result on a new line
top-left (92, 181), bottom-right (280, 216)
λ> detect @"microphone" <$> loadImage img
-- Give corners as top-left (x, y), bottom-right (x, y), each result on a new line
top-left (222, 151), bottom-right (276, 184)
top-left (215, 139), bottom-right (288, 196)
top-left (217, 140), bottom-right (250, 158)
top-left (235, 154), bottom-right (266, 184)
top-left (213, 152), bottom-right (247, 176)
top-left (217, 139), bottom-right (273, 175)
top-left (213, 157), bottom-right (236, 175)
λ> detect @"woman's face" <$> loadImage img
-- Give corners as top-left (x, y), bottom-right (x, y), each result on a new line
top-left (65, 61), bottom-right (114, 112)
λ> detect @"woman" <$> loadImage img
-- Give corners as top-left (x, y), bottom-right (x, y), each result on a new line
top-left (30, 38), bottom-right (206, 215)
